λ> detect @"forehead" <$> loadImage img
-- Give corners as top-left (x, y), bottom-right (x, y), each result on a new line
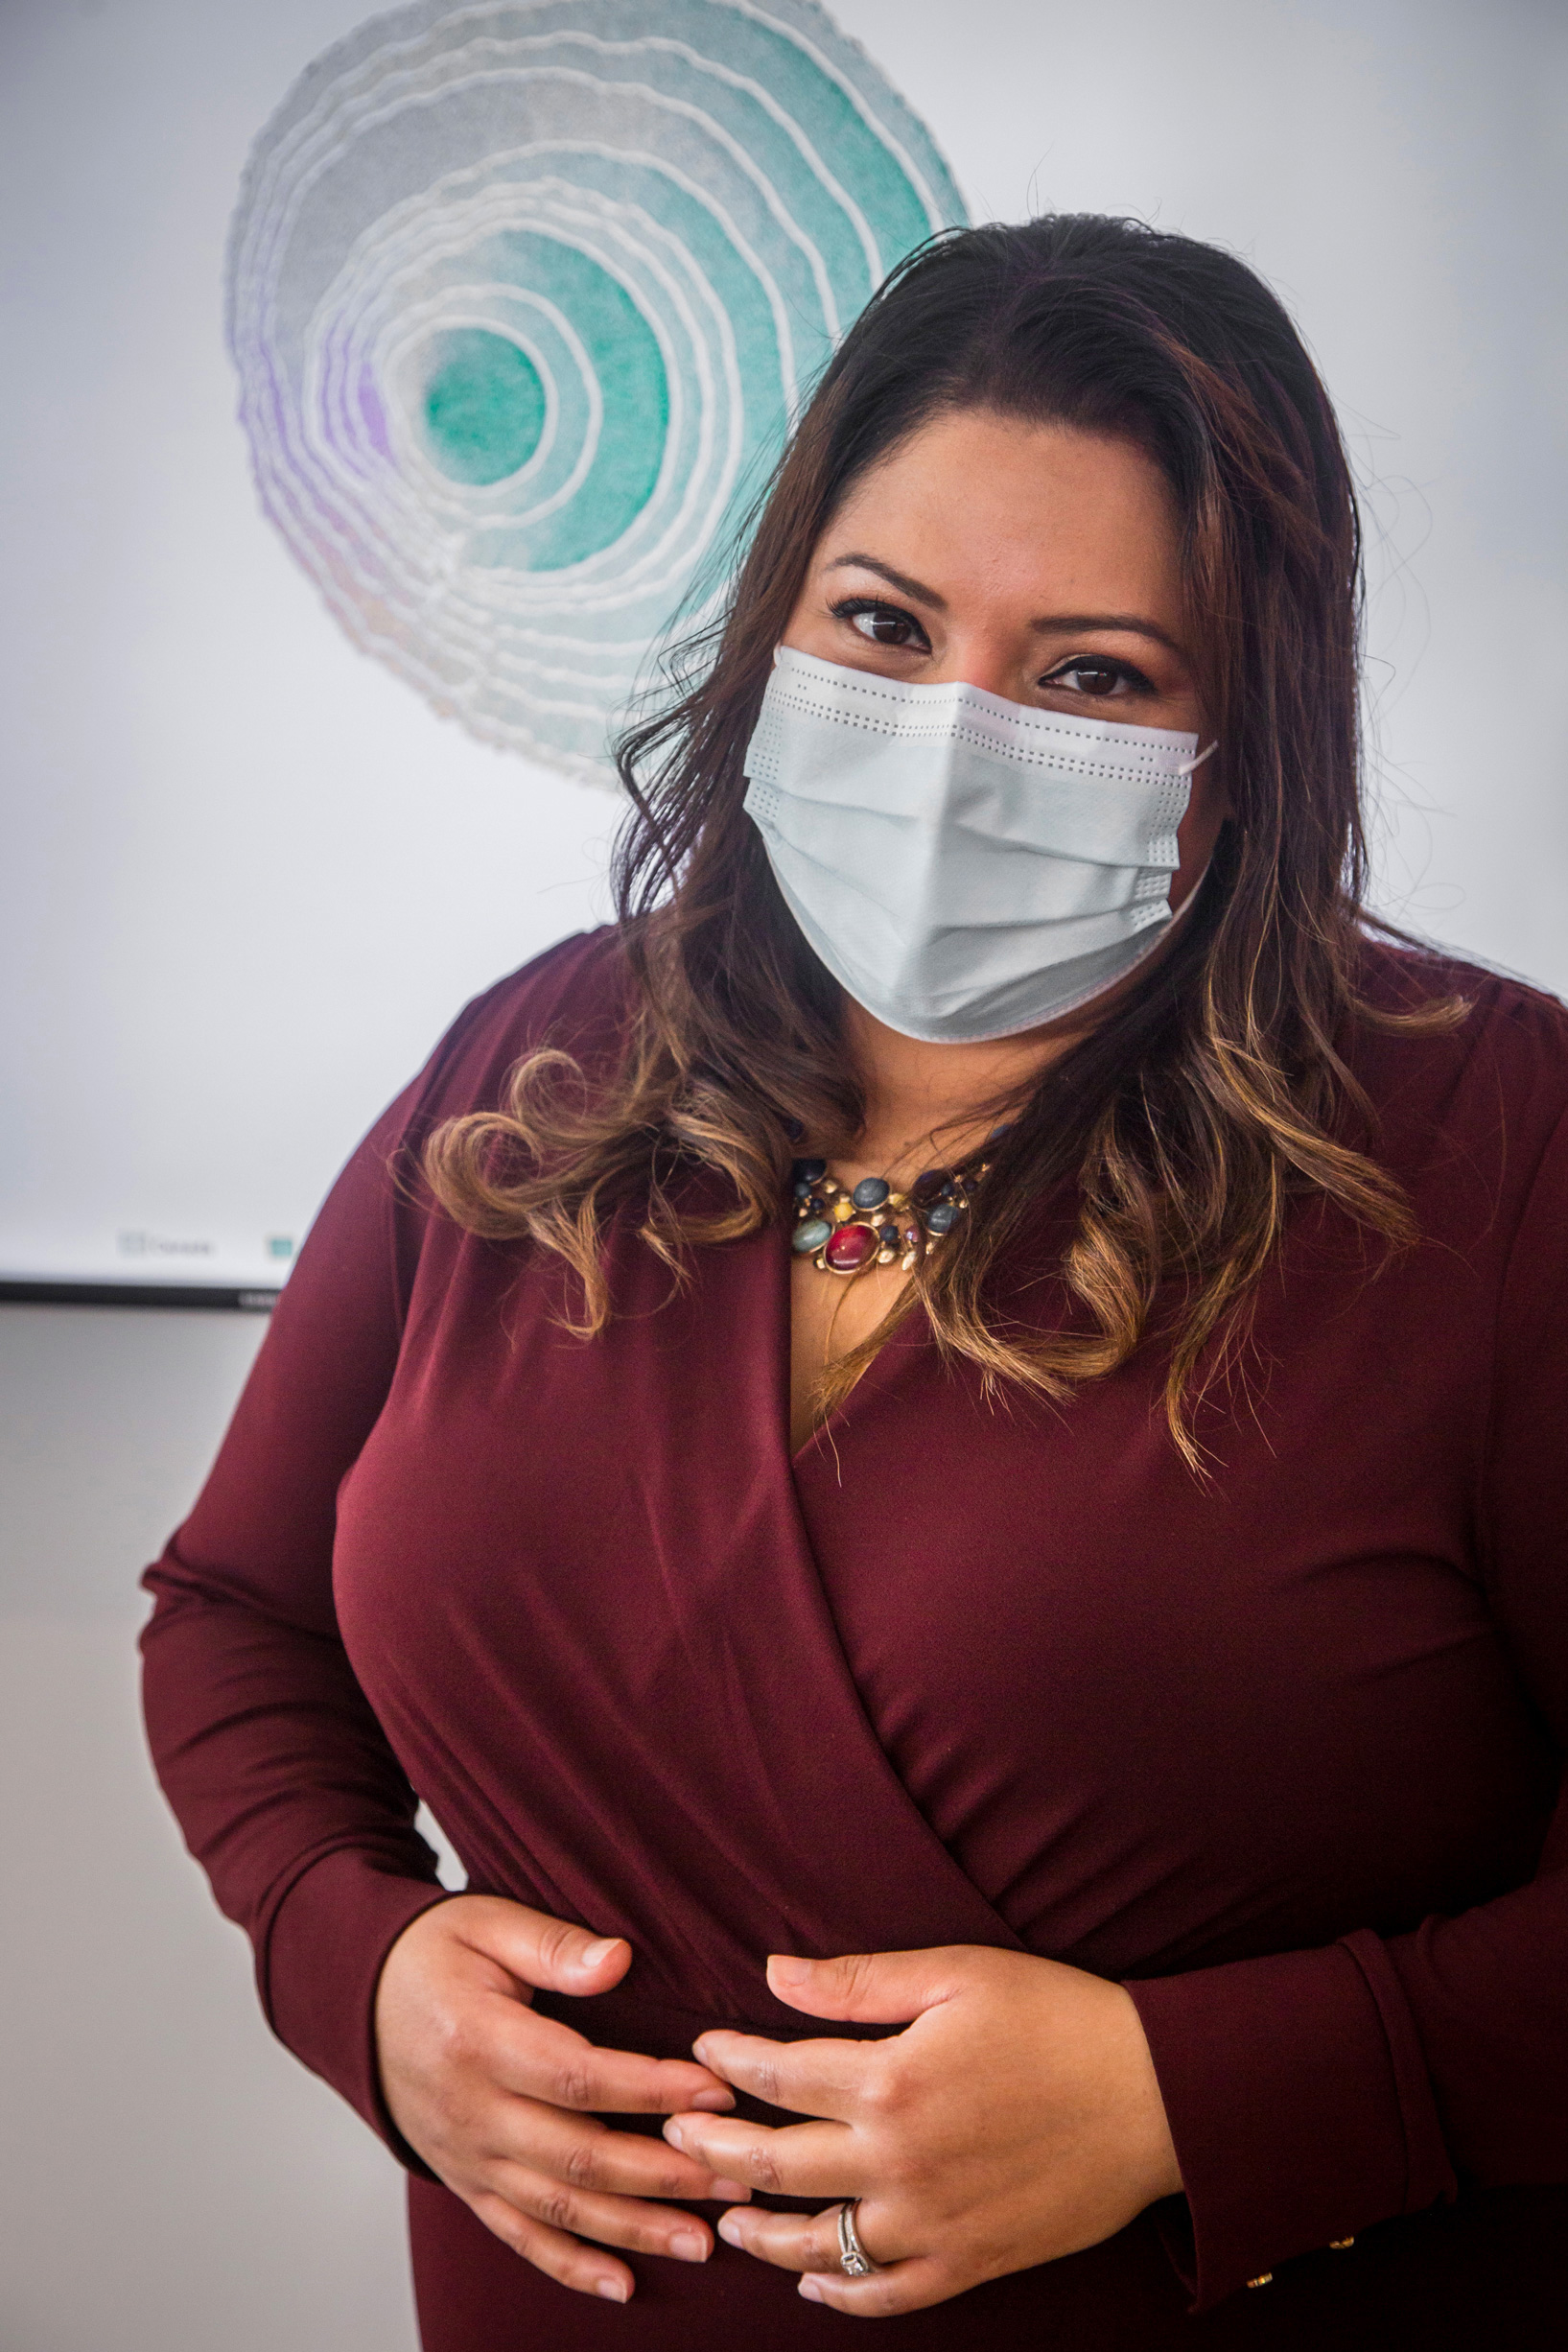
top-left (820, 410), bottom-right (1182, 610)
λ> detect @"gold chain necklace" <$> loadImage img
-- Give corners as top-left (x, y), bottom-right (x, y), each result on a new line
top-left (788, 1135), bottom-right (1005, 1277)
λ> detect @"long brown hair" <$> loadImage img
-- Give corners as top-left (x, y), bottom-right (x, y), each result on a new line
top-left (426, 216), bottom-right (1454, 1463)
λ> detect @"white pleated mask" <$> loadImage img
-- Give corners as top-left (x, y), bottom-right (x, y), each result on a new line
top-left (742, 646), bottom-right (1212, 1045)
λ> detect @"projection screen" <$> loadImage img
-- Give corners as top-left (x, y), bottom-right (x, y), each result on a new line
top-left (3, 0), bottom-right (1563, 1305)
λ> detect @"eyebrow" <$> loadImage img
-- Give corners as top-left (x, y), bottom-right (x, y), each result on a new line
top-left (1036, 611), bottom-right (1183, 656)
top-left (822, 556), bottom-right (1181, 656)
top-left (824, 553), bottom-right (947, 609)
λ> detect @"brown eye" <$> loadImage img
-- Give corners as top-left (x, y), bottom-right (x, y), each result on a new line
top-left (849, 604), bottom-right (921, 647)
top-left (1051, 659), bottom-right (1124, 697)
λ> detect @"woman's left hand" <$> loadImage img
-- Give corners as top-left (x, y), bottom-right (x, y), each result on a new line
top-left (663, 1943), bottom-right (1182, 2317)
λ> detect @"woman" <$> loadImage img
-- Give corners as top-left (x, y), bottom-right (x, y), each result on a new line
top-left (142, 216), bottom-right (1568, 2347)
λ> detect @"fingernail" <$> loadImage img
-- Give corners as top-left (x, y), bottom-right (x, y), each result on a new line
top-left (669, 2231), bottom-right (708, 2263)
top-left (689, 2088), bottom-right (733, 2111)
top-left (710, 2179), bottom-right (750, 2202)
top-left (665, 2122), bottom-right (686, 2152)
top-left (596, 2277), bottom-right (630, 2302)
top-left (716, 2215), bottom-right (744, 2248)
top-left (579, 1937), bottom-right (621, 1967)
top-left (799, 2275), bottom-right (826, 2302)
top-left (769, 1955), bottom-right (810, 1986)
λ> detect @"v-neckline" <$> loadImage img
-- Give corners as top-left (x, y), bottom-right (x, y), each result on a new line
top-left (776, 1213), bottom-right (924, 1474)
top-left (691, 1210), bottom-right (1026, 1968)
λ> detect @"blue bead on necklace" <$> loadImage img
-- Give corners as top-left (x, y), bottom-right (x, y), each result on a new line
top-left (787, 1137), bottom-right (1005, 1278)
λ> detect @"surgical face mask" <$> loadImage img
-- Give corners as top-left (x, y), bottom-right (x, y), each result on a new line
top-left (742, 646), bottom-right (1212, 1046)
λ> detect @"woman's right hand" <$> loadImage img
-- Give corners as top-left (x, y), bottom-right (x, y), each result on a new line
top-left (374, 1894), bottom-right (750, 2302)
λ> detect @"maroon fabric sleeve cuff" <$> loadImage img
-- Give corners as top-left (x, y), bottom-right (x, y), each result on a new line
top-left (1125, 1931), bottom-right (1458, 2309)
top-left (258, 1846), bottom-right (456, 2171)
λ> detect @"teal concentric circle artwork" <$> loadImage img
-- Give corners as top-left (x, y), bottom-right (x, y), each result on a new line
top-left (227, 0), bottom-right (968, 781)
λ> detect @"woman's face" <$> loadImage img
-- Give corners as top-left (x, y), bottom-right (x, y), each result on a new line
top-left (781, 408), bottom-right (1228, 910)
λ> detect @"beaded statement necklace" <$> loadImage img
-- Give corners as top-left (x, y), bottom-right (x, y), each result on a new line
top-left (788, 1132), bottom-right (1007, 1277)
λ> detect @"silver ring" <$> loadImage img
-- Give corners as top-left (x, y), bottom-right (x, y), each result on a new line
top-left (836, 2199), bottom-right (881, 2277)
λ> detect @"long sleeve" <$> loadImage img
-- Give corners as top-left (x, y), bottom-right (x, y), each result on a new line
top-left (140, 1067), bottom-right (456, 2148)
top-left (1127, 1103), bottom-right (1568, 2308)
top-left (140, 929), bottom-right (633, 2155)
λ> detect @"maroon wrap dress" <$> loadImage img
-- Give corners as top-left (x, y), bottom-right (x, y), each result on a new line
top-left (141, 929), bottom-right (1568, 2347)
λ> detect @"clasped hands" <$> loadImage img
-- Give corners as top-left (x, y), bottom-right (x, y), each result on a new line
top-left (376, 1895), bottom-right (1182, 2314)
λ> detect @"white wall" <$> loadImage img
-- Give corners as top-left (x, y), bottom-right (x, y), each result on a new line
top-left (2, 1), bottom-right (1563, 2347)
top-left (0, 1305), bottom-right (420, 2352)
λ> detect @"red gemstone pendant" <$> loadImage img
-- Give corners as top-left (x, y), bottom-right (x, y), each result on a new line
top-left (823, 1221), bottom-right (878, 1274)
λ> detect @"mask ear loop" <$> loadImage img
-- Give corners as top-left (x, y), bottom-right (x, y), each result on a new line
top-left (1166, 742), bottom-right (1219, 915)
top-left (1176, 741), bottom-right (1218, 779)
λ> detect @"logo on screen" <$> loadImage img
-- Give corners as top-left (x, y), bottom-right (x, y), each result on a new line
top-left (226, 0), bottom-right (966, 781)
